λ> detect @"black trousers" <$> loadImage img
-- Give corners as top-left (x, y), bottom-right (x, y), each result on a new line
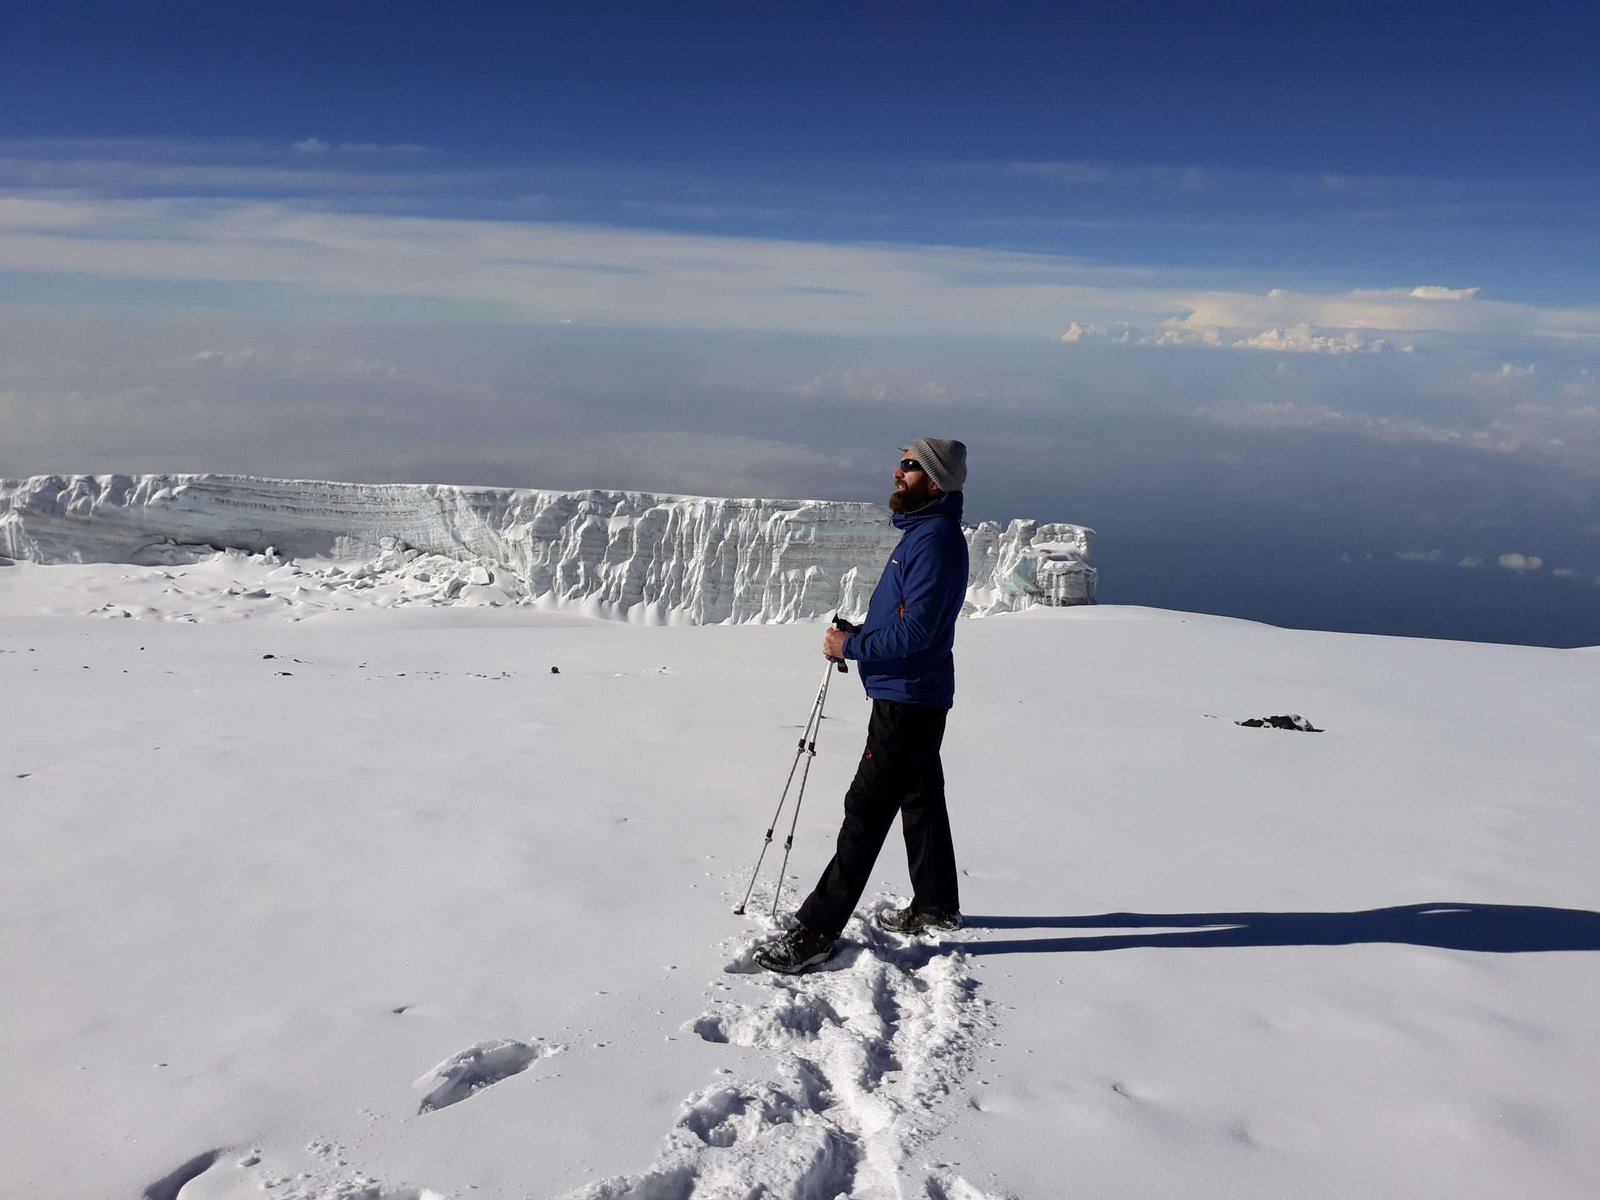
top-left (796, 698), bottom-right (959, 940)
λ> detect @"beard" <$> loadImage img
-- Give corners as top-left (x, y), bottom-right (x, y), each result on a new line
top-left (889, 476), bottom-right (938, 512)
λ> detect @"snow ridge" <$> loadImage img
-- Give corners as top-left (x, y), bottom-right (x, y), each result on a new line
top-left (0, 473), bottom-right (1095, 621)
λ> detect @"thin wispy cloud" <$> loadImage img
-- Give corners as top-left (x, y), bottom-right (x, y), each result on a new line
top-left (291, 138), bottom-right (429, 155)
top-left (4, 194), bottom-right (1599, 353)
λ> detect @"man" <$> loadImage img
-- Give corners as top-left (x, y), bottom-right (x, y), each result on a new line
top-left (754, 437), bottom-right (969, 974)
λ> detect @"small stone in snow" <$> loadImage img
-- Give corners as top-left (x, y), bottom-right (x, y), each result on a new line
top-left (1236, 714), bottom-right (1323, 732)
top-left (550, 666), bottom-right (560, 674)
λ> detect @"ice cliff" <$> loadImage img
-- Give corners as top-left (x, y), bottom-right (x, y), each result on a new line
top-left (0, 474), bottom-right (1095, 622)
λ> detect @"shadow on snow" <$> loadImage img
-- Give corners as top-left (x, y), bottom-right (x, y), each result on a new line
top-left (961, 903), bottom-right (1600, 956)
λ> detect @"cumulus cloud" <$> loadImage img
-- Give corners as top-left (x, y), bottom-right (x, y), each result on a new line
top-left (1498, 552), bottom-right (1545, 572)
top-left (1459, 555), bottom-right (1484, 568)
top-left (1397, 549), bottom-right (1445, 563)
top-left (1231, 324), bottom-right (1406, 355)
top-left (1059, 321), bottom-right (1134, 344)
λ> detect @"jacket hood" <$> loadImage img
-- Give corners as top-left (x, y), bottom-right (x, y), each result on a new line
top-left (891, 488), bottom-right (963, 530)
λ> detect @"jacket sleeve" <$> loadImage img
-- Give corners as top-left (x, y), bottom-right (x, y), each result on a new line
top-left (843, 532), bottom-right (965, 662)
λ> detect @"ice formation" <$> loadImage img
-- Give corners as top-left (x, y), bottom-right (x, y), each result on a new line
top-left (0, 473), bottom-right (1095, 622)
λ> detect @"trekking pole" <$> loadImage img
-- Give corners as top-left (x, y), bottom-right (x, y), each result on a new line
top-left (732, 661), bottom-right (835, 916)
top-left (768, 661), bottom-right (836, 920)
top-left (733, 615), bottom-right (854, 918)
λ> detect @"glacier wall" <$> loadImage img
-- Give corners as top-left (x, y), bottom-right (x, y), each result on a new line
top-left (0, 474), bottom-right (1096, 622)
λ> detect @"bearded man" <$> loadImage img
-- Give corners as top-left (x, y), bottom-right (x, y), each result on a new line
top-left (755, 437), bottom-right (970, 974)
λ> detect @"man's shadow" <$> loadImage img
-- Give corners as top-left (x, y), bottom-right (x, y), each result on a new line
top-left (961, 903), bottom-right (1600, 956)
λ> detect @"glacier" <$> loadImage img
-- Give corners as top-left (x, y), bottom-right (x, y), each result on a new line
top-left (0, 473), bottom-right (1096, 622)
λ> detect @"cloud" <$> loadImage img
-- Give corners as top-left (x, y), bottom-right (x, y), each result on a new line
top-left (998, 160), bottom-right (1203, 188)
top-left (1059, 321), bottom-right (1134, 344)
top-left (1397, 549), bottom-right (1444, 563)
top-left (179, 346), bottom-right (414, 381)
top-left (790, 370), bottom-right (953, 404)
top-left (1231, 324), bottom-right (1405, 355)
top-left (1498, 552), bottom-right (1545, 572)
top-left (1192, 400), bottom-right (1568, 467)
top-left (0, 194), bottom-right (1193, 338)
top-left (1459, 555), bottom-right (1484, 568)
top-left (292, 138), bottom-right (428, 156)
top-left (2, 186), bottom-right (1598, 356)
top-left (789, 369), bottom-right (1042, 409)
top-left (1164, 286), bottom-right (1600, 343)
top-left (0, 155), bottom-right (480, 197)
top-left (1053, 282), bottom-right (1600, 355)
top-left (1062, 319), bottom-right (1406, 355)
top-left (182, 347), bottom-right (262, 367)
top-left (1561, 369), bottom-right (1600, 403)
top-left (1462, 362), bottom-right (1537, 394)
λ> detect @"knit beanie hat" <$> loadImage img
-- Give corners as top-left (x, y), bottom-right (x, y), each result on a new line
top-left (903, 437), bottom-right (967, 493)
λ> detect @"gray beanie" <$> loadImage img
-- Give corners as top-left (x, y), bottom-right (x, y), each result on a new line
top-left (903, 437), bottom-right (967, 493)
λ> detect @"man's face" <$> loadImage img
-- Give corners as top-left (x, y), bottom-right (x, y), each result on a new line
top-left (889, 452), bottom-right (940, 512)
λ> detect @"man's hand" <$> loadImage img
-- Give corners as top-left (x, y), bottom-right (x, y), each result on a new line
top-left (823, 626), bottom-right (850, 661)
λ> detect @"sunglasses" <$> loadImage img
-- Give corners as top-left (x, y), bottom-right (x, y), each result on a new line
top-left (897, 458), bottom-right (924, 473)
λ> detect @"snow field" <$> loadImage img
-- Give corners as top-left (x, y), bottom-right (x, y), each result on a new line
top-left (3, 576), bottom-right (1599, 1199)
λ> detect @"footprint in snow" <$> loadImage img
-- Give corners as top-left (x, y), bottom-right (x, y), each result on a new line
top-left (570, 903), bottom-right (1000, 1199)
top-left (142, 1148), bottom-right (224, 1200)
top-left (414, 1038), bottom-right (563, 1113)
top-left (163, 1144), bottom-right (442, 1200)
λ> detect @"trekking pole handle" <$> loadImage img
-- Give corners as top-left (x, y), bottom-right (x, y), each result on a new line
top-left (830, 614), bottom-right (860, 674)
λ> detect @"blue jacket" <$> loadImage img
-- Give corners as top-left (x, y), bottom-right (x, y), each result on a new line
top-left (842, 491), bottom-right (968, 709)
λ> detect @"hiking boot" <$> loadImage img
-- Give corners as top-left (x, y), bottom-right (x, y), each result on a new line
top-left (752, 924), bottom-right (835, 974)
top-left (876, 904), bottom-right (963, 936)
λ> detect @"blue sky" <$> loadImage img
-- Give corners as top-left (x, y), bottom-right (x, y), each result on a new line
top-left (3, 2), bottom-right (1599, 643)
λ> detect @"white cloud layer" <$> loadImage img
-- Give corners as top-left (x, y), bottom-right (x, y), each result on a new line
top-left (2, 195), bottom-right (1599, 348)
top-left (1061, 318), bottom-right (1408, 355)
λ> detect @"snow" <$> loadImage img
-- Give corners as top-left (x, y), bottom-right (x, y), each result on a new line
top-left (3, 562), bottom-right (1599, 1200)
top-left (0, 474), bottom-right (1096, 621)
